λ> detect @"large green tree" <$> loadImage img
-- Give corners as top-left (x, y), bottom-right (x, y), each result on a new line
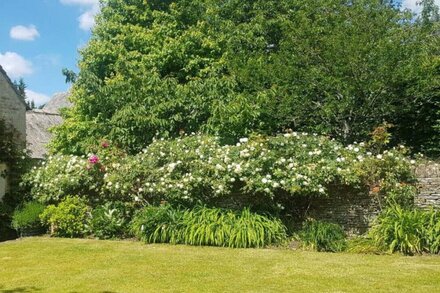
top-left (50, 0), bottom-right (439, 155)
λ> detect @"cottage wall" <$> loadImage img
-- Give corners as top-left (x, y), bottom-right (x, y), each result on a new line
top-left (0, 69), bottom-right (26, 141)
top-left (0, 66), bottom-right (27, 200)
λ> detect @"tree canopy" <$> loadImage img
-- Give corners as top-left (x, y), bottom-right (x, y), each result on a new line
top-left (50, 0), bottom-right (440, 156)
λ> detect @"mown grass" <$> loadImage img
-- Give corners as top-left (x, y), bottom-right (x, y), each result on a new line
top-left (0, 237), bottom-right (439, 292)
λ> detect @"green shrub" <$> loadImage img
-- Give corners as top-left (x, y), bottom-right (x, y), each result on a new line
top-left (370, 206), bottom-right (426, 255)
top-left (40, 196), bottom-right (90, 238)
top-left (89, 202), bottom-right (133, 239)
top-left (25, 134), bottom-right (416, 213)
top-left (297, 220), bottom-right (346, 252)
top-left (11, 201), bottom-right (45, 233)
top-left (131, 205), bottom-right (287, 248)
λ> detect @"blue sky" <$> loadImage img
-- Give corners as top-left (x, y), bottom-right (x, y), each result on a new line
top-left (0, 0), bottom-right (434, 106)
top-left (0, 0), bottom-right (98, 106)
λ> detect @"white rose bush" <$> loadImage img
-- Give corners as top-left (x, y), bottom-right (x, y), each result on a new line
top-left (24, 132), bottom-right (416, 212)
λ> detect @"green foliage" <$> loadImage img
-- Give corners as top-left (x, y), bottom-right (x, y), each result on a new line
top-left (22, 143), bottom-right (126, 204)
top-left (50, 0), bottom-right (439, 156)
top-left (131, 205), bottom-right (286, 248)
top-left (370, 205), bottom-right (440, 255)
top-left (297, 219), bottom-right (346, 252)
top-left (0, 118), bottom-right (32, 237)
top-left (424, 209), bottom-right (440, 254)
top-left (40, 196), bottom-right (90, 238)
top-left (11, 201), bottom-right (45, 232)
top-left (346, 237), bottom-right (386, 255)
top-left (89, 201), bottom-right (133, 239)
top-left (28, 133), bottom-right (417, 214)
top-left (26, 134), bottom-right (416, 213)
top-left (131, 204), bottom-right (185, 244)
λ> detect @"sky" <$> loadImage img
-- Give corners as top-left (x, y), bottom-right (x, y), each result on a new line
top-left (0, 0), bottom-right (436, 106)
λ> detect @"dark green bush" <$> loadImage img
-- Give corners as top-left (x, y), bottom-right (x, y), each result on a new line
top-left (40, 196), bottom-right (90, 238)
top-left (369, 205), bottom-right (440, 255)
top-left (131, 205), bottom-right (287, 248)
top-left (297, 220), bottom-right (346, 252)
top-left (89, 202), bottom-right (133, 239)
top-left (11, 201), bottom-right (45, 234)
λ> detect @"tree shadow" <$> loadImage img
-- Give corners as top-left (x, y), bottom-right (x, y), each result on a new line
top-left (0, 286), bottom-right (41, 293)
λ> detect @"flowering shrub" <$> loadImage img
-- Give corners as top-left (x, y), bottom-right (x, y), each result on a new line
top-left (25, 133), bottom-right (416, 212)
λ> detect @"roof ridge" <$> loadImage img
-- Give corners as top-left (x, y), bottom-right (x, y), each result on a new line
top-left (0, 65), bottom-right (28, 108)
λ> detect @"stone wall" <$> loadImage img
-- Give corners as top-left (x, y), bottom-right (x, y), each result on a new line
top-left (307, 162), bottom-right (440, 235)
top-left (307, 188), bottom-right (382, 235)
top-left (0, 66), bottom-right (27, 200)
top-left (415, 162), bottom-right (440, 209)
top-left (0, 67), bottom-right (26, 140)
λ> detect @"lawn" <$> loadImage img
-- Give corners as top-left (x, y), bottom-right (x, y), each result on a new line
top-left (1, 237), bottom-right (439, 292)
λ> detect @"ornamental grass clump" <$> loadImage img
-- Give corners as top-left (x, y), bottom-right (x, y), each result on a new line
top-left (297, 219), bottom-right (347, 252)
top-left (370, 206), bottom-right (440, 255)
top-left (131, 205), bottom-right (286, 248)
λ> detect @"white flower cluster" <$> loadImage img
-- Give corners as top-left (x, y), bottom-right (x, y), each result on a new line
top-left (25, 133), bottom-right (416, 208)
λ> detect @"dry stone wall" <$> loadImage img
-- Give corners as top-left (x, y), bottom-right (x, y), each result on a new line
top-left (307, 162), bottom-right (440, 234)
top-left (415, 162), bottom-right (440, 209)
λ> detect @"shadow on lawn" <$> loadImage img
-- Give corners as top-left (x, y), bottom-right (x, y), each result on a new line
top-left (0, 288), bottom-right (117, 293)
top-left (0, 286), bottom-right (41, 293)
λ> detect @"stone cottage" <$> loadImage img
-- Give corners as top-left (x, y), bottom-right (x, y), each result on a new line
top-left (0, 65), bottom-right (26, 200)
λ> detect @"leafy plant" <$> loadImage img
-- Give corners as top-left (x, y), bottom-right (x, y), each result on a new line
top-left (130, 204), bottom-right (185, 244)
top-left (11, 201), bottom-right (45, 234)
top-left (424, 209), bottom-right (440, 254)
top-left (297, 220), bottom-right (347, 252)
top-left (131, 205), bottom-right (287, 248)
top-left (50, 0), bottom-right (439, 156)
top-left (369, 205), bottom-right (426, 255)
top-left (26, 133), bottom-right (416, 214)
top-left (40, 196), bottom-right (90, 238)
top-left (88, 202), bottom-right (133, 239)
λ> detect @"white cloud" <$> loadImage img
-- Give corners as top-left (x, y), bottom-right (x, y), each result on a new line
top-left (78, 4), bottom-right (100, 30)
top-left (401, 0), bottom-right (440, 14)
top-left (0, 52), bottom-right (33, 79)
top-left (26, 90), bottom-right (51, 107)
top-left (10, 25), bottom-right (40, 41)
top-left (60, 0), bottom-right (100, 31)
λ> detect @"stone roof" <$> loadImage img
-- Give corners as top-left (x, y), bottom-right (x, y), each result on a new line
top-left (26, 110), bottom-right (63, 159)
top-left (42, 92), bottom-right (71, 114)
top-left (26, 92), bottom-right (71, 159)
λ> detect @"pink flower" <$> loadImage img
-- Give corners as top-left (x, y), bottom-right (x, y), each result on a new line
top-left (88, 154), bottom-right (99, 164)
top-left (101, 140), bottom-right (109, 148)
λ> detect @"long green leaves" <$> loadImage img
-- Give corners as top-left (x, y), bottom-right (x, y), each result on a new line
top-left (370, 205), bottom-right (440, 255)
top-left (297, 220), bottom-right (346, 252)
top-left (131, 205), bottom-right (287, 248)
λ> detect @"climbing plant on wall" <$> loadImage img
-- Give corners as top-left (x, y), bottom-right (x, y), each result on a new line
top-left (0, 118), bottom-right (30, 218)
